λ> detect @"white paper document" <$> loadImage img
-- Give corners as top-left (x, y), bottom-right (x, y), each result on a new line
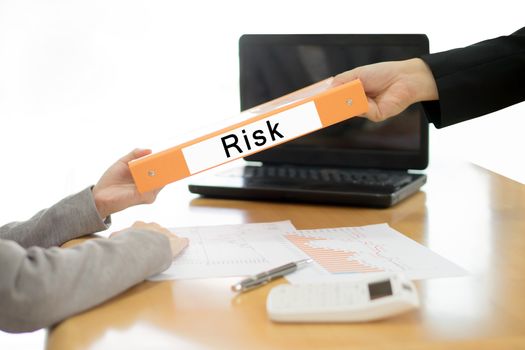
top-left (284, 224), bottom-right (467, 284)
top-left (148, 220), bottom-right (304, 281)
top-left (148, 221), bottom-right (466, 283)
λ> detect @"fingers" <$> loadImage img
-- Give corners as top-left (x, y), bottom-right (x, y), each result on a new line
top-left (110, 221), bottom-right (189, 258)
top-left (109, 230), bottom-right (123, 238)
top-left (131, 221), bottom-right (170, 234)
top-left (169, 237), bottom-right (189, 257)
top-left (131, 221), bottom-right (189, 258)
top-left (119, 148), bottom-right (152, 163)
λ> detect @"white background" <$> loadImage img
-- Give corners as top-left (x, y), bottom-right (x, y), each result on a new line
top-left (0, 0), bottom-right (523, 348)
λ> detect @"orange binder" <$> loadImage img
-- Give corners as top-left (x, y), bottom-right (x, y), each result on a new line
top-left (129, 78), bottom-right (368, 193)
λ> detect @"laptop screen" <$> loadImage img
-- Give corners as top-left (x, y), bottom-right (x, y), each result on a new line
top-left (240, 34), bottom-right (429, 170)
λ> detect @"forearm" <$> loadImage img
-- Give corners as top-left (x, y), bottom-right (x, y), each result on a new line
top-left (0, 231), bottom-right (172, 333)
top-left (0, 187), bottom-right (109, 248)
top-left (420, 27), bottom-right (525, 128)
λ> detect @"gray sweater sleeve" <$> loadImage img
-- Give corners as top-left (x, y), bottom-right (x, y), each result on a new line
top-left (0, 188), bottom-right (173, 333)
top-left (0, 187), bottom-right (110, 248)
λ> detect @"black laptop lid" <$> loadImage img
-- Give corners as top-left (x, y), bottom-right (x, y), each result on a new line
top-left (239, 34), bottom-right (429, 170)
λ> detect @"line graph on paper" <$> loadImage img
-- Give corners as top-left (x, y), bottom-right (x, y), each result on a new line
top-left (284, 224), bottom-right (467, 281)
top-left (149, 221), bottom-right (305, 281)
top-left (172, 227), bottom-right (268, 266)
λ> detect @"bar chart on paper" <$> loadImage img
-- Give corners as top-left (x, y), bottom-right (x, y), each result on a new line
top-left (285, 233), bottom-right (384, 273)
top-left (284, 224), bottom-right (467, 284)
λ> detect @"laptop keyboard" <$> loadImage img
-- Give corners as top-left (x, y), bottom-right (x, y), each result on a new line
top-left (237, 165), bottom-right (414, 190)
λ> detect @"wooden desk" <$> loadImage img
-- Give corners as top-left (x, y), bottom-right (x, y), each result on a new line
top-left (47, 160), bottom-right (525, 350)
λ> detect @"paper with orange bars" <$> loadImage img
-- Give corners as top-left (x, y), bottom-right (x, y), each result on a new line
top-left (129, 78), bottom-right (368, 193)
top-left (284, 224), bottom-right (467, 285)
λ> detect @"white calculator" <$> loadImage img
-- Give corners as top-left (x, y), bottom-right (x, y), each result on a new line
top-left (266, 274), bottom-right (419, 323)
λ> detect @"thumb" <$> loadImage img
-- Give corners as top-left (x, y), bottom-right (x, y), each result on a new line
top-left (362, 97), bottom-right (384, 122)
top-left (120, 148), bottom-right (152, 163)
top-left (332, 68), bottom-right (360, 87)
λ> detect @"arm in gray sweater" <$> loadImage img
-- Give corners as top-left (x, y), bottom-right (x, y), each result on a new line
top-left (0, 187), bottom-right (173, 333)
top-left (0, 187), bottom-right (110, 248)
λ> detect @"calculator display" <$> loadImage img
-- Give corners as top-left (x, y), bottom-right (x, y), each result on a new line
top-left (368, 280), bottom-right (393, 300)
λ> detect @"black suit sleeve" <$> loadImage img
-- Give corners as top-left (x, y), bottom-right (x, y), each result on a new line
top-left (420, 27), bottom-right (525, 128)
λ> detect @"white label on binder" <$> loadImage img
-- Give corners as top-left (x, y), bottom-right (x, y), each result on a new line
top-left (182, 102), bottom-right (321, 174)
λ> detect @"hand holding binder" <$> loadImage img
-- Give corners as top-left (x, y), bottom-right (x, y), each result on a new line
top-left (129, 78), bottom-right (368, 193)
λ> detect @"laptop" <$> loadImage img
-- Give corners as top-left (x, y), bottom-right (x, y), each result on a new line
top-left (188, 34), bottom-right (429, 208)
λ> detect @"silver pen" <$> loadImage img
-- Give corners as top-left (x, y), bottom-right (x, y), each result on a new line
top-left (231, 259), bottom-right (313, 293)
